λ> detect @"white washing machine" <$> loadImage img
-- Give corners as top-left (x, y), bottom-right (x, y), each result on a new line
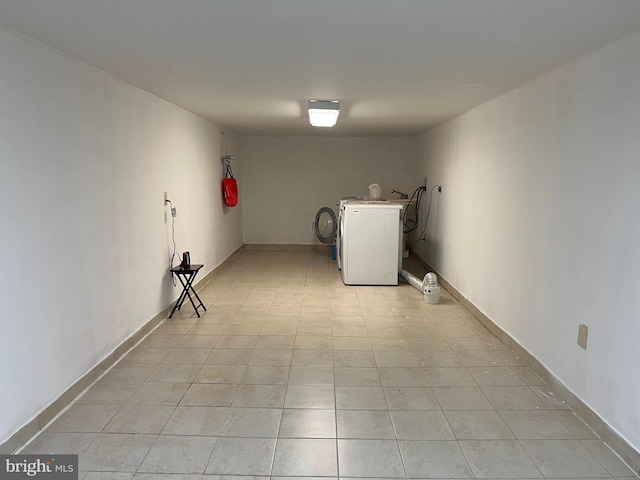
top-left (340, 202), bottom-right (403, 285)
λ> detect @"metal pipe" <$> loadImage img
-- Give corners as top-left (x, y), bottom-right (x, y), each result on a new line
top-left (391, 189), bottom-right (408, 199)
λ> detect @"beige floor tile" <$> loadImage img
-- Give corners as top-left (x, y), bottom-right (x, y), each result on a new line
top-left (206, 348), bottom-right (252, 365)
top-left (176, 335), bottom-right (221, 348)
top-left (334, 367), bottom-right (381, 387)
top-left (241, 365), bottom-right (290, 384)
top-left (481, 386), bottom-right (548, 410)
top-left (103, 405), bottom-right (175, 434)
top-left (294, 335), bottom-right (332, 350)
top-left (384, 387), bottom-right (440, 410)
top-left (408, 337), bottom-right (453, 351)
top-left (414, 348), bottom-right (462, 366)
top-left (101, 364), bottom-right (157, 384)
top-left (255, 335), bottom-right (295, 349)
top-left (296, 325), bottom-right (332, 336)
top-left (423, 366), bottom-right (476, 387)
top-left (21, 432), bottom-right (97, 455)
top-left (495, 349), bottom-right (528, 366)
top-left (279, 409), bottom-right (336, 438)
top-left (444, 410), bottom-right (515, 440)
top-left (145, 473), bottom-right (213, 480)
top-left (120, 347), bottom-right (170, 364)
top-left (337, 410), bottom-right (395, 439)
top-left (369, 337), bottom-right (410, 351)
top-left (249, 349), bottom-right (293, 365)
top-left (284, 385), bottom-right (335, 409)
top-left (554, 411), bottom-right (599, 440)
top-left (224, 324), bottom-right (262, 335)
top-left (220, 407), bottom-right (282, 437)
top-left (161, 406), bottom-right (227, 436)
top-left (188, 324), bottom-right (228, 335)
top-left (336, 386), bottom-right (388, 410)
top-left (511, 365), bottom-right (546, 385)
top-left (77, 382), bottom-right (139, 405)
top-left (400, 440), bottom-right (473, 478)
top-left (332, 337), bottom-right (371, 351)
top-left (581, 439), bottom-right (637, 476)
top-left (146, 364), bottom-right (201, 383)
top-left (288, 365), bottom-right (334, 385)
top-left (499, 410), bottom-right (576, 439)
top-left (333, 350), bottom-right (376, 367)
top-left (432, 386), bottom-right (493, 410)
top-left (379, 367), bottom-right (429, 386)
top-left (373, 350), bottom-right (421, 367)
top-left (79, 433), bottom-right (156, 472)
top-left (467, 366), bottom-right (526, 386)
top-left (529, 385), bottom-right (572, 410)
top-left (48, 404), bottom-right (121, 433)
top-left (138, 435), bottom-right (218, 474)
top-left (127, 383), bottom-right (189, 406)
top-left (455, 349), bottom-right (509, 366)
top-left (459, 439), bottom-right (542, 478)
top-left (272, 438), bottom-right (338, 476)
top-left (338, 439), bottom-right (405, 478)
top-left (520, 439), bottom-right (610, 477)
top-left (206, 437), bottom-right (276, 476)
top-left (180, 384), bottom-right (237, 406)
top-left (154, 323), bottom-right (193, 335)
top-left (261, 324), bottom-right (298, 335)
top-left (391, 411), bottom-right (455, 440)
top-left (231, 384), bottom-right (286, 408)
top-left (195, 364), bottom-right (246, 383)
top-left (332, 325), bottom-right (367, 336)
top-left (216, 335), bottom-right (258, 349)
top-left (291, 349), bottom-right (333, 366)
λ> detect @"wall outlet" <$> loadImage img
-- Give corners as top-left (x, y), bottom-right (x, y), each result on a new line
top-left (577, 324), bottom-right (588, 349)
top-left (163, 191), bottom-right (168, 203)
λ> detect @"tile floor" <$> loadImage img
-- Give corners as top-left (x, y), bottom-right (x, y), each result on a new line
top-left (21, 249), bottom-right (638, 479)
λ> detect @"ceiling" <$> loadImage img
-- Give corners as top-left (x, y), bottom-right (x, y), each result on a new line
top-left (2, 1), bottom-right (640, 137)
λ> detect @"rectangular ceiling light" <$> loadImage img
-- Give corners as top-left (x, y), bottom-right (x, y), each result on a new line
top-left (308, 100), bottom-right (340, 127)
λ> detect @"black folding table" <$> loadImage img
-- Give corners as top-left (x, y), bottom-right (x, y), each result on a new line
top-left (168, 264), bottom-right (206, 318)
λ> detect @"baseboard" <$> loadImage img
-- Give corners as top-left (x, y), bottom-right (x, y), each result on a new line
top-left (412, 254), bottom-right (640, 475)
top-left (1, 245), bottom-right (244, 454)
top-left (243, 243), bottom-right (332, 252)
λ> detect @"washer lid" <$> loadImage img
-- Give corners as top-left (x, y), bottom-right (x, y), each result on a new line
top-left (313, 206), bottom-right (337, 244)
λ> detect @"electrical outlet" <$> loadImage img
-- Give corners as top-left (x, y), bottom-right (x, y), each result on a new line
top-left (577, 324), bottom-right (588, 349)
top-left (163, 191), bottom-right (168, 203)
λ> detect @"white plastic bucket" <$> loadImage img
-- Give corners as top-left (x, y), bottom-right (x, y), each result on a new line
top-left (424, 286), bottom-right (440, 304)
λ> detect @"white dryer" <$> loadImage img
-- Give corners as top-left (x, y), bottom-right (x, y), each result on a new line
top-left (336, 198), bottom-right (356, 271)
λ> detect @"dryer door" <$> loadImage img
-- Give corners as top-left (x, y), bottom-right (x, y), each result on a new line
top-left (313, 207), bottom-right (337, 244)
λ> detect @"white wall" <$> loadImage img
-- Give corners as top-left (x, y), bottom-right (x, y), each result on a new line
top-left (0, 29), bottom-right (243, 444)
top-left (415, 31), bottom-right (640, 451)
top-left (240, 136), bottom-right (418, 244)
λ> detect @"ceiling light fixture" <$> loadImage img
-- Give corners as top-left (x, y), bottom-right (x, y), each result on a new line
top-left (308, 100), bottom-right (340, 127)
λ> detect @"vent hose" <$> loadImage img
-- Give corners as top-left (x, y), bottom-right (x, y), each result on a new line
top-left (399, 270), bottom-right (431, 293)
